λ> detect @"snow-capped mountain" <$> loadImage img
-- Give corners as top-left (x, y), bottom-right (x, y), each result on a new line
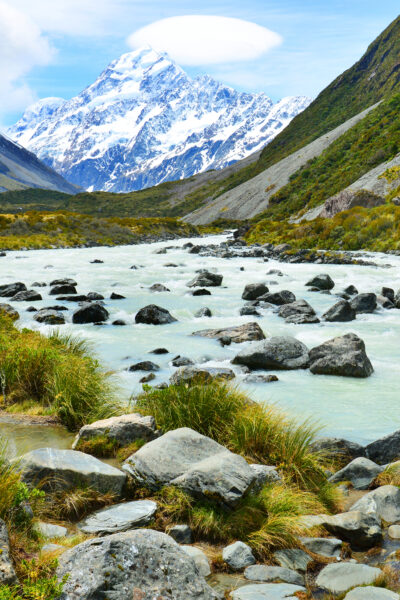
top-left (8, 47), bottom-right (311, 193)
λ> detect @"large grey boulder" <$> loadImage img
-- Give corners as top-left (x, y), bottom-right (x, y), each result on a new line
top-left (257, 291), bottom-right (296, 305)
top-left (299, 537), bottom-right (342, 558)
top-left (187, 271), bottom-right (223, 287)
top-left (345, 587), bottom-right (399, 599)
top-left (303, 511), bottom-right (382, 550)
top-left (242, 283), bottom-right (269, 300)
top-left (315, 562), bottom-right (382, 594)
top-left (72, 302), bottom-right (109, 324)
top-left (12, 289), bottom-right (42, 301)
top-left (306, 274), bottom-right (334, 290)
top-left (232, 337), bottom-right (309, 370)
top-left (49, 284), bottom-right (77, 295)
top-left (222, 541), bottom-right (256, 570)
top-left (350, 293), bottom-right (377, 313)
top-left (169, 366), bottom-right (235, 386)
top-left (57, 529), bottom-right (218, 600)
top-left (365, 430), bottom-right (400, 464)
top-left (0, 282), bottom-right (26, 297)
top-left (278, 299), bottom-right (319, 324)
top-left (122, 428), bottom-right (255, 506)
top-left (33, 308), bottom-right (65, 325)
top-left (73, 413), bottom-right (158, 450)
top-left (323, 300), bottom-right (356, 322)
top-left (78, 500), bottom-right (157, 534)
top-left (350, 485), bottom-right (400, 524)
top-left (135, 304), bottom-right (177, 325)
top-left (309, 333), bottom-right (373, 377)
top-left (310, 437), bottom-right (365, 462)
top-left (244, 565), bottom-right (304, 586)
top-left (192, 322), bottom-right (265, 343)
top-left (19, 448), bottom-right (126, 496)
top-left (0, 519), bottom-right (17, 585)
top-left (328, 457), bottom-right (383, 489)
top-left (231, 583), bottom-right (305, 599)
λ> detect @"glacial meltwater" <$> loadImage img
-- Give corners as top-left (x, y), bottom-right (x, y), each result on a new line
top-left (2, 233), bottom-right (400, 446)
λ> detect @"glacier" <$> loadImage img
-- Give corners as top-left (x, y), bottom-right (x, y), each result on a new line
top-left (8, 47), bottom-right (311, 193)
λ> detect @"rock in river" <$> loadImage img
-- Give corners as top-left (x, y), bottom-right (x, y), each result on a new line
top-left (12, 289), bottom-right (42, 302)
top-left (122, 427), bottom-right (255, 506)
top-left (192, 322), bottom-right (265, 343)
top-left (0, 282), bottom-right (26, 297)
top-left (278, 299), bottom-right (319, 324)
top-left (309, 333), bottom-right (373, 377)
top-left (350, 293), bottom-right (377, 314)
top-left (20, 448), bottom-right (126, 495)
top-left (78, 500), bottom-right (157, 534)
top-left (350, 485), bottom-right (400, 524)
top-left (365, 429), bottom-right (400, 464)
top-left (135, 304), bottom-right (177, 325)
top-left (323, 300), bottom-right (356, 322)
top-left (187, 270), bottom-right (223, 287)
top-left (0, 303), bottom-right (19, 320)
top-left (306, 274), bottom-right (335, 290)
top-left (72, 301), bottom-right (109, 324)
top-left (33, 308), bottom-right (65, 325)
top-left (170, 366), bottom-right (235, 385)
top-left (242, 283), bottom-right (269, 301)
top-left (232, 336), bottom-right (309, 370)
top-left (56, 529), bottom-right (218, 600)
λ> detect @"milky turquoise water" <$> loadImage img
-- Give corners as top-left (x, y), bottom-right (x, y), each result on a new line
top-left (2, 234), bottom-right (400, 446)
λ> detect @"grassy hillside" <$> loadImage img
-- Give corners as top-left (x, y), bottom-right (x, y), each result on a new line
top-left (0, 211), bottom-right (198, 250)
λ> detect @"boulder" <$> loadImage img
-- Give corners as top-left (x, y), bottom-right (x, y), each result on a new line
top-left (187, 271), bottom-right (223, 287)
top-left (35, 521), bottom-right (68, 539)
top-left (365, 430), bottom-right (400, 464)
top-left (78, 500), bottom-right (157, 534)
top-left (168, 524), bottom-right (193, 544)
top-left (377, 294), bottom-right (394, 309)
top-left (19, 448), bottom-right (126, 496)
top-left (273, 549), bottom-right (311, 573)
top-left (56, 529), bottom-right (218, 600)
top-left (323, 300), bottom-right (356, 322)
top-left (242, 283), bottom-right (269, 301)
top-left (231, 583), bottom-right (305, 599)
top-left (170, 366), bottom-right (235, 385)
top-left (232, 337), bottom-right (309, 371)
top-left (310, 437), bottom-right (365, 462)
top-left (73, 414), bottom-right (158, 449)
top-left (135, 304), bottom-right (177, 325)
top-left (110, 292), bottom-right (125, 299)
top-left (12, 289), bottom-right (42, 301)
top-left (345, 588), bottom-right (399, 600)
top-left (86, 292), bottom-right (104, 301)
top-left (244, 565), bottom-right (303, 586)
top-left (0, 303), bottom-right (19, 320)
top-left (72, 302), bottom-right (109, 324)
top-left (222, 541), bottom-right (256, 570)
top-left (50, 278), bottom-right (77, 286)
top-left (0, 282), bottom-right (26, 297)
top-left (249, 465), bottom-right (281, 491)
top-left (150, 347), bottom-right (169, 354)
top-left (112, 319), bottom-right (126, 326)
top-left (304, 511), bottom-right (382, 550)
top-left (49, 284), bottom-right (77, 295)
top-left (305, 274), bottom-right (334, 290)
top-left (122, 428), bottom-right (256, 506)
top-left (181, 545), bottom-right (211, 577)
top-left (195, 307), bottom-right (212, 317)
top-left (344, 285), bottom-right (358, 295)
top-left (328, 457), bottom-right (383, 490)
top-left (299, 537), bottom-right (342, 558)
top-left (244, 374), bottom-right (279, 384)
top-left (309, 333), bottom-right (373, 378)
top-left (57, 294), bottom-right (88, 302)
top-left (315, 562), bottom-right (381, 595)
top-left (171, 356), bottom-right (194, 367)
top-left (192, 322), bottom-right (265, 343)
top-left (0, 519), bottom-right (17, 585)
top-left (257, 291), bottom-right (296, 305)
top-left (240, 306), bottom-right (260, 316)
top-left (128, 361), bottom-right (160, 372)
top-left (149, 283), bottom-right (170, 292)
top-left (350, 293), bottom-right (377, 313)
top-left (278, 299), bottom-right (319, 324)
top-left (33, 309), bottom-right (65, 325)
top-left (350, 485), bottom-right (400, 524)
top-left (381, 287), bottom-right (395, 302)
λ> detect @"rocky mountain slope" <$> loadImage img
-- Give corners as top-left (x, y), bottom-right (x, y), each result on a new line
top-left (8, 47), bottom-right (310, 193)
top-left (0, 133), bottom-right (78, 194)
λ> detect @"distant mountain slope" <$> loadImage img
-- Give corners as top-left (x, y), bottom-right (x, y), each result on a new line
top-left (8, 47), bottom-right (310, 193)
top-left (0, 134), bottom-right (78, 194)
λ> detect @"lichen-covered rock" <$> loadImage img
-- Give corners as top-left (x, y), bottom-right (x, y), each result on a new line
top-left (0, 303), bottom-right (19, 320)
top-left (56, 529), bottom-right (218, 599)
top-left (33, 309), bottom-right (65, 324)
top-left (73, 414), bottom-right (158, 449)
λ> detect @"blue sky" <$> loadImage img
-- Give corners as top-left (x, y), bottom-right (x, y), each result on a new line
top-left (1, 1), bottom-right (399, 127)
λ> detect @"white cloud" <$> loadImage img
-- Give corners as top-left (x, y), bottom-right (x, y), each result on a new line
top-left (127, 15), bottom-right (282, 65)
top-left (0, 1), bottom-right (53, 124)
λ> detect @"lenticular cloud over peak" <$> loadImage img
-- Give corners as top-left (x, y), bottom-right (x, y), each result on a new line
top-left (127, 15), bottom-right (282, 66)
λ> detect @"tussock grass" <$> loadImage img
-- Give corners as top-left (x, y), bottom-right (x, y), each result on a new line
top-left (41, 486), bottom-right (116, 522)
top-left (0, 315), bottom-right (121, 430)
top-left (373, 461), bottom-right (400, 487)
top-left (134, 383), bottom-right (341, 511)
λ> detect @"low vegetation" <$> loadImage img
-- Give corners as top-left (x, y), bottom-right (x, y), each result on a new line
top-left (0, 315), bottom-right (120, 430)
top-left (246, 204), bottom-right (400, 252)
top-left (0, 211), bottom-right (198, 250)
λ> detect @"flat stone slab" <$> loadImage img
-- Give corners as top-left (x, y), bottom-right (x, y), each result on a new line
top-left (344, 588), bottom-right (400, 599)
top-left (78, 500), bottom-right (157, 534)
top-left (316, 562), bottom-right (382, 594)
top-left (231, 583), bottom-right (305, 599)
top-left (299, 536), bottom-right (342, 557)
top-left (244, 566), bottom-right (304, 586)
top-left (20, 447), bottom-right (126, 496)
top-left (273, 549), bottom-right (311, 573)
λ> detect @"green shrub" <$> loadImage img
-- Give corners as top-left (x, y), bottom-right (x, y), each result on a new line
top-left (0, 557), bottom-right (67, 600)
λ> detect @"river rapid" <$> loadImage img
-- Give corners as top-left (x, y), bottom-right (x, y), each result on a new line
top-left (2, 233), bottom-right (400, 448)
